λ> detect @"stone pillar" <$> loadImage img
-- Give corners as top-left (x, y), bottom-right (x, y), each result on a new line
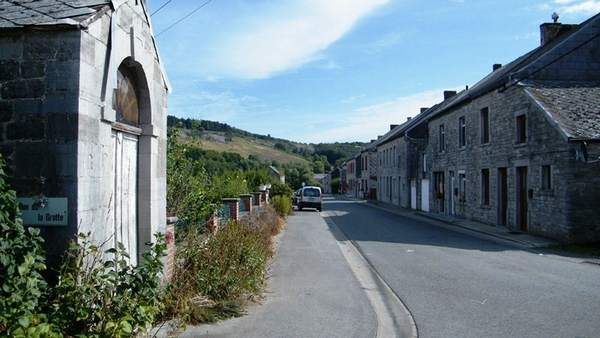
top-left (222, 198), bottom-right (240, 221)
top-left (260, 189), bottom-right (269, 204)
top-left (165, 216), bottom-right (178, 282)
top-left (239, 194), bottom-right (253, 213)
top-left (205, 207), bottom-right (218, 234)
top-left (252, 192), bottom-right (262, 207)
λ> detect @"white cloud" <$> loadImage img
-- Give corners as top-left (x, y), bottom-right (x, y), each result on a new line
top-left (208, 0), bottom-right (389, 79)
top-left (559, 0), bottom-right (600, 14)
top-left (304, 87), bottom-right (462, 143)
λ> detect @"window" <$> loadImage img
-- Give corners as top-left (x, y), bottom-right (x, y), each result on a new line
top-left (115, 65), bottom-right (139, 126)
top-left (422, 153), bottom-right (427, 173)
top-left (459, 116), bottom-right (466, 147)
top-left (481, 168), bottom-right (490, 205)
top-left (516, 114), bottom-right (527, 144)
top-left (480, 108), bottom-right (490, 144)
top-left (541, 165), bottom-right (552, 190)
top-left (439, 124), bottom-right (445, 152)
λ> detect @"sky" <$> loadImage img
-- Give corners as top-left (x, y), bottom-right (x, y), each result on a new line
top-left (147, 0), bottom-right (600, 144)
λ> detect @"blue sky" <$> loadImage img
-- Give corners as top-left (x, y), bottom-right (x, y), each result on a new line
top-left (148, 0), bottom-right (600, 144)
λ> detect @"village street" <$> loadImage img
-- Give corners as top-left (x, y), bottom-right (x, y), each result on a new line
top-left (176, 195), bottom-right (600, 338)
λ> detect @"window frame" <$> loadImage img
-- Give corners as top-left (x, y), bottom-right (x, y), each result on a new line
top-left (516, 114), bottom-right (527, 144)
top-left (481, 168), bottom-right (490, 205)
top-left (480, 107), bottom-right (490, 144)
top-left (541, 165), bottom-right (552, 190)
top-left (439, 124), bottom-right (446, 152)
top-left (458, 116), bottom-right (466, 148)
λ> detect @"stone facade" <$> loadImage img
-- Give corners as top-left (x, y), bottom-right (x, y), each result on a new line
top-left (0, 1), bottom-right (170, 269)
top-left (347, 13), bottom-right (600, 244)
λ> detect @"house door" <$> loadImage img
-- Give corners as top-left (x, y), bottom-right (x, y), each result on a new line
top-left (421, 179), bottom-right (430, 212)
top-left (449, 171), bottom-right (455, 215)
top-left (516, 166), bottom-right (528, 232)
top-left (410, 180), bottom-right (417, 209)
top-left (112, 130), bottom-right (139, 265)
top-left (497, 168), bottom-right (508, 226)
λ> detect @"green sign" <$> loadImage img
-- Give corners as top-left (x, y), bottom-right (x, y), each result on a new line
top-left (16, 197), bottom-right (68, 226)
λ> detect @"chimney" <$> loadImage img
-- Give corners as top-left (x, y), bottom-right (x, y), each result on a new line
top-left (407, 117), bottom-right (412, 121)
top-left (390, 124), bottom-right (399, 130)
top-left (443, 91), bottom-right (457, 100)
top-left (539, 13), bottom-right (577, 46)
top-left (420, 107), bottom-right (429, 113)
top-left (493, 63), bottom-right (502, 71)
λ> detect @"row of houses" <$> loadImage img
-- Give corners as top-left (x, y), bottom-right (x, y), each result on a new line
top-left (328, 13), bottom-right (600, 244)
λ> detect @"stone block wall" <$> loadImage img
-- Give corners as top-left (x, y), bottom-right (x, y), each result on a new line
top-left (427, 86), bottom-right (600, 242)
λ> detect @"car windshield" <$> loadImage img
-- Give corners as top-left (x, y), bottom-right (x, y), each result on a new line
top-left (303, 188), bottom-right (320, 197)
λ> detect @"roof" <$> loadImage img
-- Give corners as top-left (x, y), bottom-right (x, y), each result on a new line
top-left (522, 81), bottom-right (600, 140)
top-left (0, 0), bottom-right (110, 28)
top-left (371, 12), bottom-right (600, 147)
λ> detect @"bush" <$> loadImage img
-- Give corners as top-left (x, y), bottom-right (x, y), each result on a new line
top-left (0, 156), bottom-right (53, 337)
top-left (47, 233), bottom-right (167, 336)
top-left (162, 205), bottom-right (283, 325)
top-left (271, 195), bottom-right (292, 217)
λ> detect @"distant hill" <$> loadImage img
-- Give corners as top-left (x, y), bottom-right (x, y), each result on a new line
top-left (168, 115), bottom-right (367, 170)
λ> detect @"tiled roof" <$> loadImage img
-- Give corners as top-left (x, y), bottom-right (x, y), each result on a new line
top-left (0, 0), bottom-right (109, 28)
top-left (522, 81), bottom-right (600, 139)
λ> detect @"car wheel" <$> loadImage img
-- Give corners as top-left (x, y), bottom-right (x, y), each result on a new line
top-left (318, 208), bottom-right (322, 212)
top-left (298, 206), bottom-right (303, 211)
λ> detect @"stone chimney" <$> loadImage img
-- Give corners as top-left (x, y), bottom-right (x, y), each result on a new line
top-left (493, 63), bottom-right (502, 71)
top-left (443, 91), bottom-right (457, 100)
top-left (390, 124), bottom-right (399, 130)
top-left (420, 107), bottom-right (429, 113)
top-left (407, 117), bottom-right (412, 121)
top-left (540, 13), bottom-right (577, 46)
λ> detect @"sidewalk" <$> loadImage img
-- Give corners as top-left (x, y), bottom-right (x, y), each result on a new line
top-left (343, 196), bottom-right (556, 248)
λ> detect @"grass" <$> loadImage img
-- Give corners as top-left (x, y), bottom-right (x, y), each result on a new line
top-left (197, 133), bottom-right (309, 165)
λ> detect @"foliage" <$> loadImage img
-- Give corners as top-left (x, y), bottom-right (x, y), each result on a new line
top-left (167, 125), bottom-right (212, 226)
top-left (243, 169), bottom-right (273, 192)
top-left (0, 157), bottom-right (53, 337)
top-left (271, 195), bottom-right (292, 217)
top-left (47, 233), bottom-right (166, 336)
top-left (206, 171), bottom-right (249, 204)
top-left (331, 177), bottom-right (341, 194)
top-left (163, 206), bottom-right (283, 325)
top-left (270, 181), bottom-right (294, 198)
top-left (282, 162), bottom-right (320, 190)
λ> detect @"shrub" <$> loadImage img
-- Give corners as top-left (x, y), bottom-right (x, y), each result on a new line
top-left (271, 195), bottom-right (292, 217)
top-left (0, 156), bottom-right (53, 337)
top-left (47, 233), bottom-right (166, 336)
top-left (162, 205), bottom-right (283, 325)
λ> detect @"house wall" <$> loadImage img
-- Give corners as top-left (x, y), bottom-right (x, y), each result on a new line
top-left (0, 28), bottom-right (83, 265)
top-left (426, 85), bottom-right (598, 242)
top-left (0, 2), bottom-right (168, 269)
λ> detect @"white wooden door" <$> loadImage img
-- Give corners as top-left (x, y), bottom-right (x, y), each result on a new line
top-left (421, 179), bottom-right (430, 212)
top-left (112, 130), bottom-right (138, 265)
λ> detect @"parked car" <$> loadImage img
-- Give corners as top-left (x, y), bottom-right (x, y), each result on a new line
top-left (297, 186), bottom-right (322, 212)
top-left (292, 189), bottom-right (301, 205)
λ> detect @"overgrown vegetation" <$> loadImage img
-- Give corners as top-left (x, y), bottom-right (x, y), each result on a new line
top-left (0, 154), bottom-right (167, 337)
top-left (162, 206), bottom-right (283, 324)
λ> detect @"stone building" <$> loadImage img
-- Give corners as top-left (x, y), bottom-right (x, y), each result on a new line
top-left (422, 14), bottom-right (600, 243)
top-left (0, 1), bottom-right (170, 268)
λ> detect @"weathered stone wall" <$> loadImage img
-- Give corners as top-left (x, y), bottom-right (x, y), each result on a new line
top-left (0, 28), bottom-right (82, 264)
top-left (0, 2), bottom-right (169, 269)
top-left (427, 85), bottom-right (600, 243)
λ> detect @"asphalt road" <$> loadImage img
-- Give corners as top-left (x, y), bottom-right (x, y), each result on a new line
top-left (326, 196), bottom-right (600, 338)
top-left (175, 202), bottom-right (378, 338)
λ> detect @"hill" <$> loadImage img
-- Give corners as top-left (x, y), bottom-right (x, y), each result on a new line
top-left (191, 130), bottom-right (310, 166)
top-left (169, 115), bottom-right (367, 171)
